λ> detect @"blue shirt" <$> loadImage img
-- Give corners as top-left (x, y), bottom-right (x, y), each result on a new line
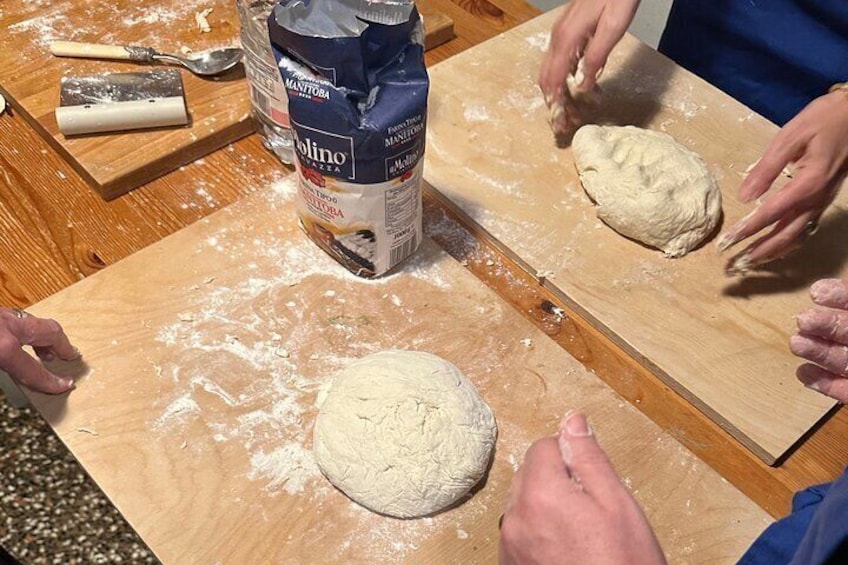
top-left (738, 467), bottom-right (848, 564)
top-left (658, 0), bottom-right (848, 125)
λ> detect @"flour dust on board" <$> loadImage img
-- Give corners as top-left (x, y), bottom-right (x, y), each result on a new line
top-left (269, 0), bottom-right (429, 278)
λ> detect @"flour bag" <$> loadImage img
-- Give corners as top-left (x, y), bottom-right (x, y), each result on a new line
top-left (268, 0), bottom-right (429, 278)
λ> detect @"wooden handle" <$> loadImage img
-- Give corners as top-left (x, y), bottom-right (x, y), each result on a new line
top-left (50, 41), bottom-right (133, 60)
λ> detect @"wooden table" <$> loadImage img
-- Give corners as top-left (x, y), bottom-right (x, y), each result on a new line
top-left (0, 0), bottom-right (843, 537)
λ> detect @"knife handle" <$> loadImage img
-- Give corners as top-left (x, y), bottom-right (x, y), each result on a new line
top-left (50, 41), bottom-right (145, 61)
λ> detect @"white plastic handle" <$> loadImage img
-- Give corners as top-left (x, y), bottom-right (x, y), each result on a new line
top-left (56, 97), bottom-right (188, 136)
top-left (50, 41), bottom-right (133, 61)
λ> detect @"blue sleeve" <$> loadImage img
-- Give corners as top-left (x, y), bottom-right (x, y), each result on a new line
top-left (658, 0), bottom-right (848, 125)
top-left (738, 467), bottom-right (848, 564)
top-left (790, 467), bottom-right (848, 564)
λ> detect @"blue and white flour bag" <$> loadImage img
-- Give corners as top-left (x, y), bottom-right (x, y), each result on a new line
top-left (268, 0), bottom-right (429, 278)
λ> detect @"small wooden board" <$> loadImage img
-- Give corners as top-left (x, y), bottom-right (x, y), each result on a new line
top-left (0, 0), bottom-right (453, 200)
top-left (423, 10), bottom-right (843, 464)
top-left (25, 176), bottom-right (769, 563)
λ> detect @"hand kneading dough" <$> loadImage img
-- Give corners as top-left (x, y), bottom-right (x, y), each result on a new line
top-left (313, 350), bottom-right (497, 519)
top-left (572, 125), bottom-right (722, 257)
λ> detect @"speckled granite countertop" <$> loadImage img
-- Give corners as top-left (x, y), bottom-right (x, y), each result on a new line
top-left (0, 392), bottom-right (158, 564)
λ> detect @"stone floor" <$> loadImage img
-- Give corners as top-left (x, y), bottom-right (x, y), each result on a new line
top-left (0, 392), bottom-right (158, 564)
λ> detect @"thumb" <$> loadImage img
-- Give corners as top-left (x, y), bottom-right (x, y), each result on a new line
top-left (558, 412), bottom-right (623, 499)
top-left (1, 347), bottom-right (75, 395)
top-left (16, 366), bottom-right (74, 395)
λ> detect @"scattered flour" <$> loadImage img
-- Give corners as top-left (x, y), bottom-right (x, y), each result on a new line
top-left (606, 69), bottom-right (708, 120)
top-left (148, 189), bottom-right (494, 504)
top-left (524, 31), bottom-right (550, 51)
top-left (137, 182), bottom-right (542, 559)
top-left (8, 13), bottom-right (77, 49)
top-left (271, 175), bottom-right (298, 201)
top-left (611, 260), bottom-right (676, 292)
top-left (153, 393), bottom-right (201, 430)
top-left (248, 444), bottom-right (320, 493)
top-left (499, 88), bottom-right (546, 116)
top-left (462, 168), bottom-right (524, 199)
top-left (4, 0), bottom-right (239, 61)
top-left (463, 102), bottom-right (491, 123)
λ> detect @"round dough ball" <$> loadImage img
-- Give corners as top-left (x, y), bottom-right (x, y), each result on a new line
top-left (312, 350), bottom-right (497, 518)
top-left (572, 125), bottom-right (722, 257)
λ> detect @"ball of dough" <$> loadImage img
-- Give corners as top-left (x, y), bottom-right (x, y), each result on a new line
top-left (572, 125), bottom-right (722, 257)
top-left (313, 350), bottom-right (497, 518)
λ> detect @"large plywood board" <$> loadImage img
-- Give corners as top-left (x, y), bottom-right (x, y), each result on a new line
top-left (0, 0), bottom-right (453, 199)
top-left (423, 10), bottom-right (844, 464)
top-left (0, 0), bottom-right (252, 199)
top-left (25, 176), bottom-right (769, 563)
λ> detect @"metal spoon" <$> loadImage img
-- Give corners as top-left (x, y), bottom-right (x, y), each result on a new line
top-left (50, 41), bottom-right (243, 77)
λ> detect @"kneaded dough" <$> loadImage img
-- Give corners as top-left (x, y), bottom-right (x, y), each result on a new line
top-left (313, 350), bottom-right (497, 519)
top-left (572, 125), bottom-right (722, 257)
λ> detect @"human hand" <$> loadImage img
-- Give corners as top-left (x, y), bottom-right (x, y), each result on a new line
top-left (717, 90), bottom-right (848, 275)
top-left (539, 0), bottom-right (640, 136)
top-left (499, 412), bottom-right (666, 565)
top-left (0, 308), bottom-right (79, 394)
top-left (791, 279), bottom-right (848, 403)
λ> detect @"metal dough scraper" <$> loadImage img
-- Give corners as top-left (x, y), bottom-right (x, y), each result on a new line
top-left (56, 69), bottom-right (188, 136)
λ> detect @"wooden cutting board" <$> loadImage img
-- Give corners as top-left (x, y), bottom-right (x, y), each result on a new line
top-left (24, 176), bottom-right (769, 563)
top-left (423, 9), bottom-right (844, 465)
top-left (0, 0), bottom-right (454, 200)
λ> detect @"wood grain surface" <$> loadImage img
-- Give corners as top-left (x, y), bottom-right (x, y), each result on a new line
top-left (0, 0), bottom-right (455, 199)
top-left (422, 194), bottom-right (848, 519)
top-left (0, 0), bottom-right (252, 199)
top-left (422, 10), bottom-right (457, 51)
top-left (423, 10), bottom-right (842, 465)
top-left (24, 178), bottom-right (770, 563)
top-left (1, 0), bottom-right (847, 525)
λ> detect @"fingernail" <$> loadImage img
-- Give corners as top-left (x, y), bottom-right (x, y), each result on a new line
top-left (574, 57), bottom-right (586, 82)
top-left (557, 428), bottom-right (572, 465)
top-left (716, 232), bottom-right (736, 253)
top-left (62, 379), bottom-right (75, 391)
top-left (573, 59), bottom-right (587, 89)
top-left (796, 365), bottom-right (828, 393)
top-left (810, 280), bottom-right (827, 300)
top-left (719, 208), bottom-right (760, 253)
top-left (804, 379), bottom-right (824, 393)
top-left (743, 159), bottom-right (760, 176)
top-left (789, 334), bottom-right (816, 356)
top-left (810, 279), bottom-right (842, 304)
top-left (795, 310), bottom-right (830, 332)
top-left (725, 253), bottom-right (752, 277)
top-left (737, 180), bottom-right (755, 204)
top-left (550, 104), bottom-right (564, 122)
top-left (72, 347), bottom-right (82, 360)
top-left (795, 310), bottom-right (815, 329)
top-left (559, 410), bottom-right (574, 432)
top-left (564, 413), bottom-right (593, 437)
top-left (595, 66), bottom-right (604, 81)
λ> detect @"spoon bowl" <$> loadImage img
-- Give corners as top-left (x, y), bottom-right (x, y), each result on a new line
top-left (154, 48), bottom-right (244, 76)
